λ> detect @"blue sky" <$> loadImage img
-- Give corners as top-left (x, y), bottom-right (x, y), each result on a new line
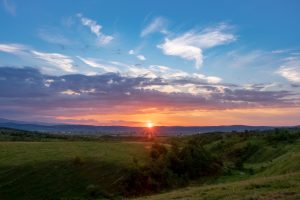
top-left (0, 0), bottom-right (300, 126)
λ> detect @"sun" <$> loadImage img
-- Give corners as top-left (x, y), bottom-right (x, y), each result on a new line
top-left (147, 121), bottom-right (153, 128)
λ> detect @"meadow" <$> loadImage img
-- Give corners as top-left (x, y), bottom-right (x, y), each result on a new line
top-left (0, 128), bottom-right (299, 199)
top-left (0, 128), bottom-right (151, 199)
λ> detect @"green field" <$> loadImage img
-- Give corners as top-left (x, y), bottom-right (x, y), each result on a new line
top-left (0, 141), bottom-right (150, 199)
top-left (0, 128), bottom-right (300, 199)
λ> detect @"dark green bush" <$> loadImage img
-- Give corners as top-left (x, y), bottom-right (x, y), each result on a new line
top-left (122, 139), bottom-right (223, 196)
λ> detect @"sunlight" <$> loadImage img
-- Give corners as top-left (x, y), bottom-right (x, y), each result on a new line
top-left (147, 121), bottom-right (153, 128)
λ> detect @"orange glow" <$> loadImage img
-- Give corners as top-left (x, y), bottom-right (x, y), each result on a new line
top-left (56, 107), bottom-right (300, 126)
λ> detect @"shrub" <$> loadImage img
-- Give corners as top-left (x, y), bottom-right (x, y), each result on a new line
top-left (122, 138), bottom-right (223, 196)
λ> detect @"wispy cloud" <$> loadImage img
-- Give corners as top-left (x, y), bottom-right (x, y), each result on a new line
top-left (3, 0), bottom-right (16, 16)
top-left (277, 56), bottom-right (300, 82)
top-left (157, 23), bottom-right (236, 68)
top-left (141, 17), bottom-right (168, 37)
top-left (147, 64), bottom-right (222, 84)
top-left (271, 49), bottom-right (295, 54)
top-left (0, 43), bottom-right (26, 54)
top-left (77, 13), bottom-right (113, 46)
top-left (37, 28), bottom-right (71, 45)
top-left (31, 50), bottom-right (76, 73)
top-left (77, 56), bottom-right (118, 73)
top-left (207, 50), bottom-right (274, 70)
top-left (0, 43), bottom-right (78, 74)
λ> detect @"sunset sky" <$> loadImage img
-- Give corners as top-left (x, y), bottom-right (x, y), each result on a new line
top-left (0, 0), bottom-right (300, 126)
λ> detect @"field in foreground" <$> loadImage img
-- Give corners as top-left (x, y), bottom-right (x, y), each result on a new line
top-left (0, 128), bottom-right (300, 199)
top-left (0, 139), bottom-right (149, 199)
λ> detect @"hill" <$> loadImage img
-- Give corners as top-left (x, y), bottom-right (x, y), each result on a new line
top-left (134, 172), bottom-right (300, 200)
top-left (133, 128), bottom-right (300, 199)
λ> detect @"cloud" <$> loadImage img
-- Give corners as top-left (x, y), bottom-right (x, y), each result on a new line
top-left (128, 49), bottom-right (135, 55)
top-left (147, 64), bottom-right (222, 84)
top-left (61, 89), bottom-right (80, 95)
top-left (77, 56), bottom-right (118, 73)
top-left (141, 17), bottom-right (168, 37)
top-left (271, 49), bottom-right (297, 54)
top-left (37, 28), bottom-right (71, 45)
top-left (157, 24), bottom-right (236, 68)
top-left (3, 0), bottom-right (16, 15)
top-left (77, 13), bottom-right (113, 46)
top-left (136, 55), bottom-right (146, 61)
top-left (192, 73), bottom-right (222, 84)
top-left (277, 57), bottom-right (300, 82)
top-left (0, 43), bottom-right (78, 74)
top-left (0, 66), bottom-right (296, 108)
top-left (127, 49), bottom-right (146, 61)
top-left (0, 43), bottom-right (224, 83)
top-left (278, 67), bottom-right (300, 82)
top-left (31, 50), bottom-right (76, 73)
top-left (0, 43), bottom-right (26, 54)
top-left (207, 50), bottom-right (274, 70)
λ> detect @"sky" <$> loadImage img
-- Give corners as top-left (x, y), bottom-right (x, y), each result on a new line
top-left (0, 0), bottom-right (300, 126)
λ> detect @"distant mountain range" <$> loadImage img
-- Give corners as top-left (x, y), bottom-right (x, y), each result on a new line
top-left (0, 118), bottom-right (292, 136)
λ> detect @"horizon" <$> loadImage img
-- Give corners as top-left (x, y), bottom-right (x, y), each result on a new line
top-left (1, 0), bottom-right (300, 126)
top-left (0, 117), bottom-right (299, 128)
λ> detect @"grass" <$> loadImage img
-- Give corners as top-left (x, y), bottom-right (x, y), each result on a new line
top-left (134, 172), bottom-right (300, 200)
top-left (0, 141), bottom-right (150, 199)
top-left (0, 128), bottom-right (300, 199)
top-left (133, 138), bottom-right (300, 200)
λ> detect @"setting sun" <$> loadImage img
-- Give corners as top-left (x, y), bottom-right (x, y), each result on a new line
top-left (147, 121), bottom-right (154, 128)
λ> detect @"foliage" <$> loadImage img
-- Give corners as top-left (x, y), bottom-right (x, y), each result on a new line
top-left (122, 140), bottom-right (223, 196)
top-left (123, 127), bottom-right (300, 196)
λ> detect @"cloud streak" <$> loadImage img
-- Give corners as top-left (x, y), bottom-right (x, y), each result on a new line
top-left (77, 56), bottom-right (118, 73)
top-left (37, 28), bottom-right (71, 45)
top-left (77, 13), bottom-right (113, 46)
top-left (0, 43), bottom-right (76, 74)
top-left (0, 43), bottom-right (26, 54)
top-left (141, 17), bottom-right (168, 37)
top-left (31, 50), bottom-right (76, 73)
top-left (158, 24), bottom-right (236, 68)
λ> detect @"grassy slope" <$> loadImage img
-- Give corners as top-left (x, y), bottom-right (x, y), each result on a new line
top-left (134, 140), bottom-right (300, 200)
top-left (0, 141), bottom-right (150, 199)
top-left (135, 172), bottom-right (300, 200)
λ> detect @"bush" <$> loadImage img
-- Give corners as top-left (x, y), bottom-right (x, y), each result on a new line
top-left (122, 139), bottom-right (223, 196)
top-left (227, 142), bottom-right (259, 170)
